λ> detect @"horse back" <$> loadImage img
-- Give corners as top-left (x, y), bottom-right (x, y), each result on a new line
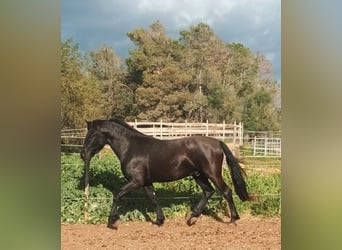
top-left (126, 136), bottom-right (223, 183)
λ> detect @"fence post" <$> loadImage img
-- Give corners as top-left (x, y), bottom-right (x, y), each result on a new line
top-left (253, 136), bottom-right (257, 156)
top-left (84, 196), bottom-right (89, 221)
top-left (233, 121), bottom-right (236, 156)
top-left (160, 119), bottom-right (163, 140)
top-left (185, 120), bottom-right (188, 136)
top-left (84, 167), bottom-right (89, 221)
top-left (189, 121), bottom-right (192, 136)
top-left (264, 137), bottom-right (267, 156)
top-left (153, 122), bottom-right (155, 137)
top-left (206, 120), bottom-right (209, 136)
top-left (222, 120), bottom-right (226, 141)
top-left (239, 122), bottom-right (243, 145)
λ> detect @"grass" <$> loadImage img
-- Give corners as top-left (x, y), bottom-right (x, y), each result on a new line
top-left (61, 153), bottom-right (281, 223)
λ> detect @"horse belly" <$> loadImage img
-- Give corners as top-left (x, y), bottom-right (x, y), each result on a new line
top-left (149, 155), bottom-right (196, 182)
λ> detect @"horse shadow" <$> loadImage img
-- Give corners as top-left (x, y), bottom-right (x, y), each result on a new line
top-left (78, 169), bottom-right (226, 224)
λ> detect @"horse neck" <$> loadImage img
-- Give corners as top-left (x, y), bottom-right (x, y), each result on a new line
top-left (98, 122), bottom-right (131, 161)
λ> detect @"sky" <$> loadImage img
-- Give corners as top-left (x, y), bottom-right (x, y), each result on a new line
top-left (61, 0), bottom-right (281, 83)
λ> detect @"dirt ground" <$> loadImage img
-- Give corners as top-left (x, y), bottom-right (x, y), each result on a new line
top-left (61, 215), bottom-right (280, 250)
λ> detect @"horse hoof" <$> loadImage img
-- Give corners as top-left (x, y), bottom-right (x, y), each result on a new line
top-left (107, 215), bottom-right (120, 229)
top-left (229, 217), bottom-right (239, 225)
top-left (187, 216), bottom-right (199, 226)
top-left (152, 219), bottom-right (164, 226)
top-left (107, 220), bottom-right (119, 230)
top-left (107, 223), bottom-right (118, 230)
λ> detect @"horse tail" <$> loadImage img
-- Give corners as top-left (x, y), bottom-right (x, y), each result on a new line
top-left (220, 141), bottom-right (250, 201)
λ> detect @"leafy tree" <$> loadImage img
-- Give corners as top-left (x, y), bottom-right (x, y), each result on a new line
top-left (242, 89), bottom-right (280, 131)
top-left (61, 21), bottom-right (280, 131)
top-left (241, 52), bottom-right (280, 131)
top-left (61, 39), bottom-right (105, 128)
top-left (87, 45), bottom-right (135, 119)
top-left (179, 25), bottom-right (257, 123)
top-left (127, 21), bottom-right (192, 121)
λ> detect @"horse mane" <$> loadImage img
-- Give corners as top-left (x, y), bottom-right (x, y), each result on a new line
top-left (109, 118), bottom-right (147, 136)
top-left (87, 118), bottom-right (147, 137)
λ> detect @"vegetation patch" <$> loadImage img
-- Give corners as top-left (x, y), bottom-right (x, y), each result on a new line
top-left (61, 153), bottom-right (280, 223)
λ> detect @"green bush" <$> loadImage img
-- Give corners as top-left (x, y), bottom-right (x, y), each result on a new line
top-left (61, 153), bottom-right (280, 224)
top-left (247, 173), bottom-right (281, 216)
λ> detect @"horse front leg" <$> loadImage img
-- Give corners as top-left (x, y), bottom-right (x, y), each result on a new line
top-left (144, 185), bottom-right (165, 226)
top-left (108, 181), bottom-right (140, 229)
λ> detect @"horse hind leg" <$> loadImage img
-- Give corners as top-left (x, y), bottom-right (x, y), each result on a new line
top-left (187, 173), bottom-right (215, 226)
top-left (144, 185), bottom-right (165, 226)
top-left (211, 177), bottom-right (240, 224)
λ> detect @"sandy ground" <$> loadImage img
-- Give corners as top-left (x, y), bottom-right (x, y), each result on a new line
top-left (61, 215), bottom-right (280, 250)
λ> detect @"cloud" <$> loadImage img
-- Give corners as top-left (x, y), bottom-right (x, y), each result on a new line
top-left (62, 0), bottom-right (280, 81)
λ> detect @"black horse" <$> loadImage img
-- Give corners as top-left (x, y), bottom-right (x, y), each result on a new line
top-left (80, 118), bottom-right (250, 229)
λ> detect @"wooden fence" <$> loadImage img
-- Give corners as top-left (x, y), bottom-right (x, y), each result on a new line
top-left (61, 120), bottom-right (243, 155)
top-left (61, 122), bottom-right (282, 158)
top-left (128, 120), bottom-right (243, 142)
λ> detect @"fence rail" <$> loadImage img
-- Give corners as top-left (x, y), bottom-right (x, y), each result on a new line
top-left (61, 120), bottom-right (243, 149)
top-left (128, 120), bottom-right (243, 142)
top-left (61, 121), bottom-right (243, 140)
top-left (61, 121), bottom-right (281, 157)
top-left (241, 135), bottom-right (281, 157)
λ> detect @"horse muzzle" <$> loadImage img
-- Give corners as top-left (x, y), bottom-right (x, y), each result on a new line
top-left (80, 149), bottom-right (86, 161)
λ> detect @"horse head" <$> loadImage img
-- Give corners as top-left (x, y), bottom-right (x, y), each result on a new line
top-left (80, 126), bottom-right (107, 162)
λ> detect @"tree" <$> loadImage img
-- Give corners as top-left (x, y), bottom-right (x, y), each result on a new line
top-left (179, 23), bottom-right (223, 121)
top-left (126, 21), bottom-right (192, 121)
top-left (62, 21), bottom-right (280, 131)
top-left (87, 45), bottom-right (135, 119)
top-left (61, 39), bottom-right (84, 128)
top-left (61, 39), bottom-right (105, 128)
top-left (179, 25), bottom-right (257, 123)
top-left (242, 89), bottom-right (280, 131)
top-left (240, 52), bottom-right (280, 130)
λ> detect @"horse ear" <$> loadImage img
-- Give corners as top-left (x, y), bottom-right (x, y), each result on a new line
top-left (85, 120), bottom-right (91, 130)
